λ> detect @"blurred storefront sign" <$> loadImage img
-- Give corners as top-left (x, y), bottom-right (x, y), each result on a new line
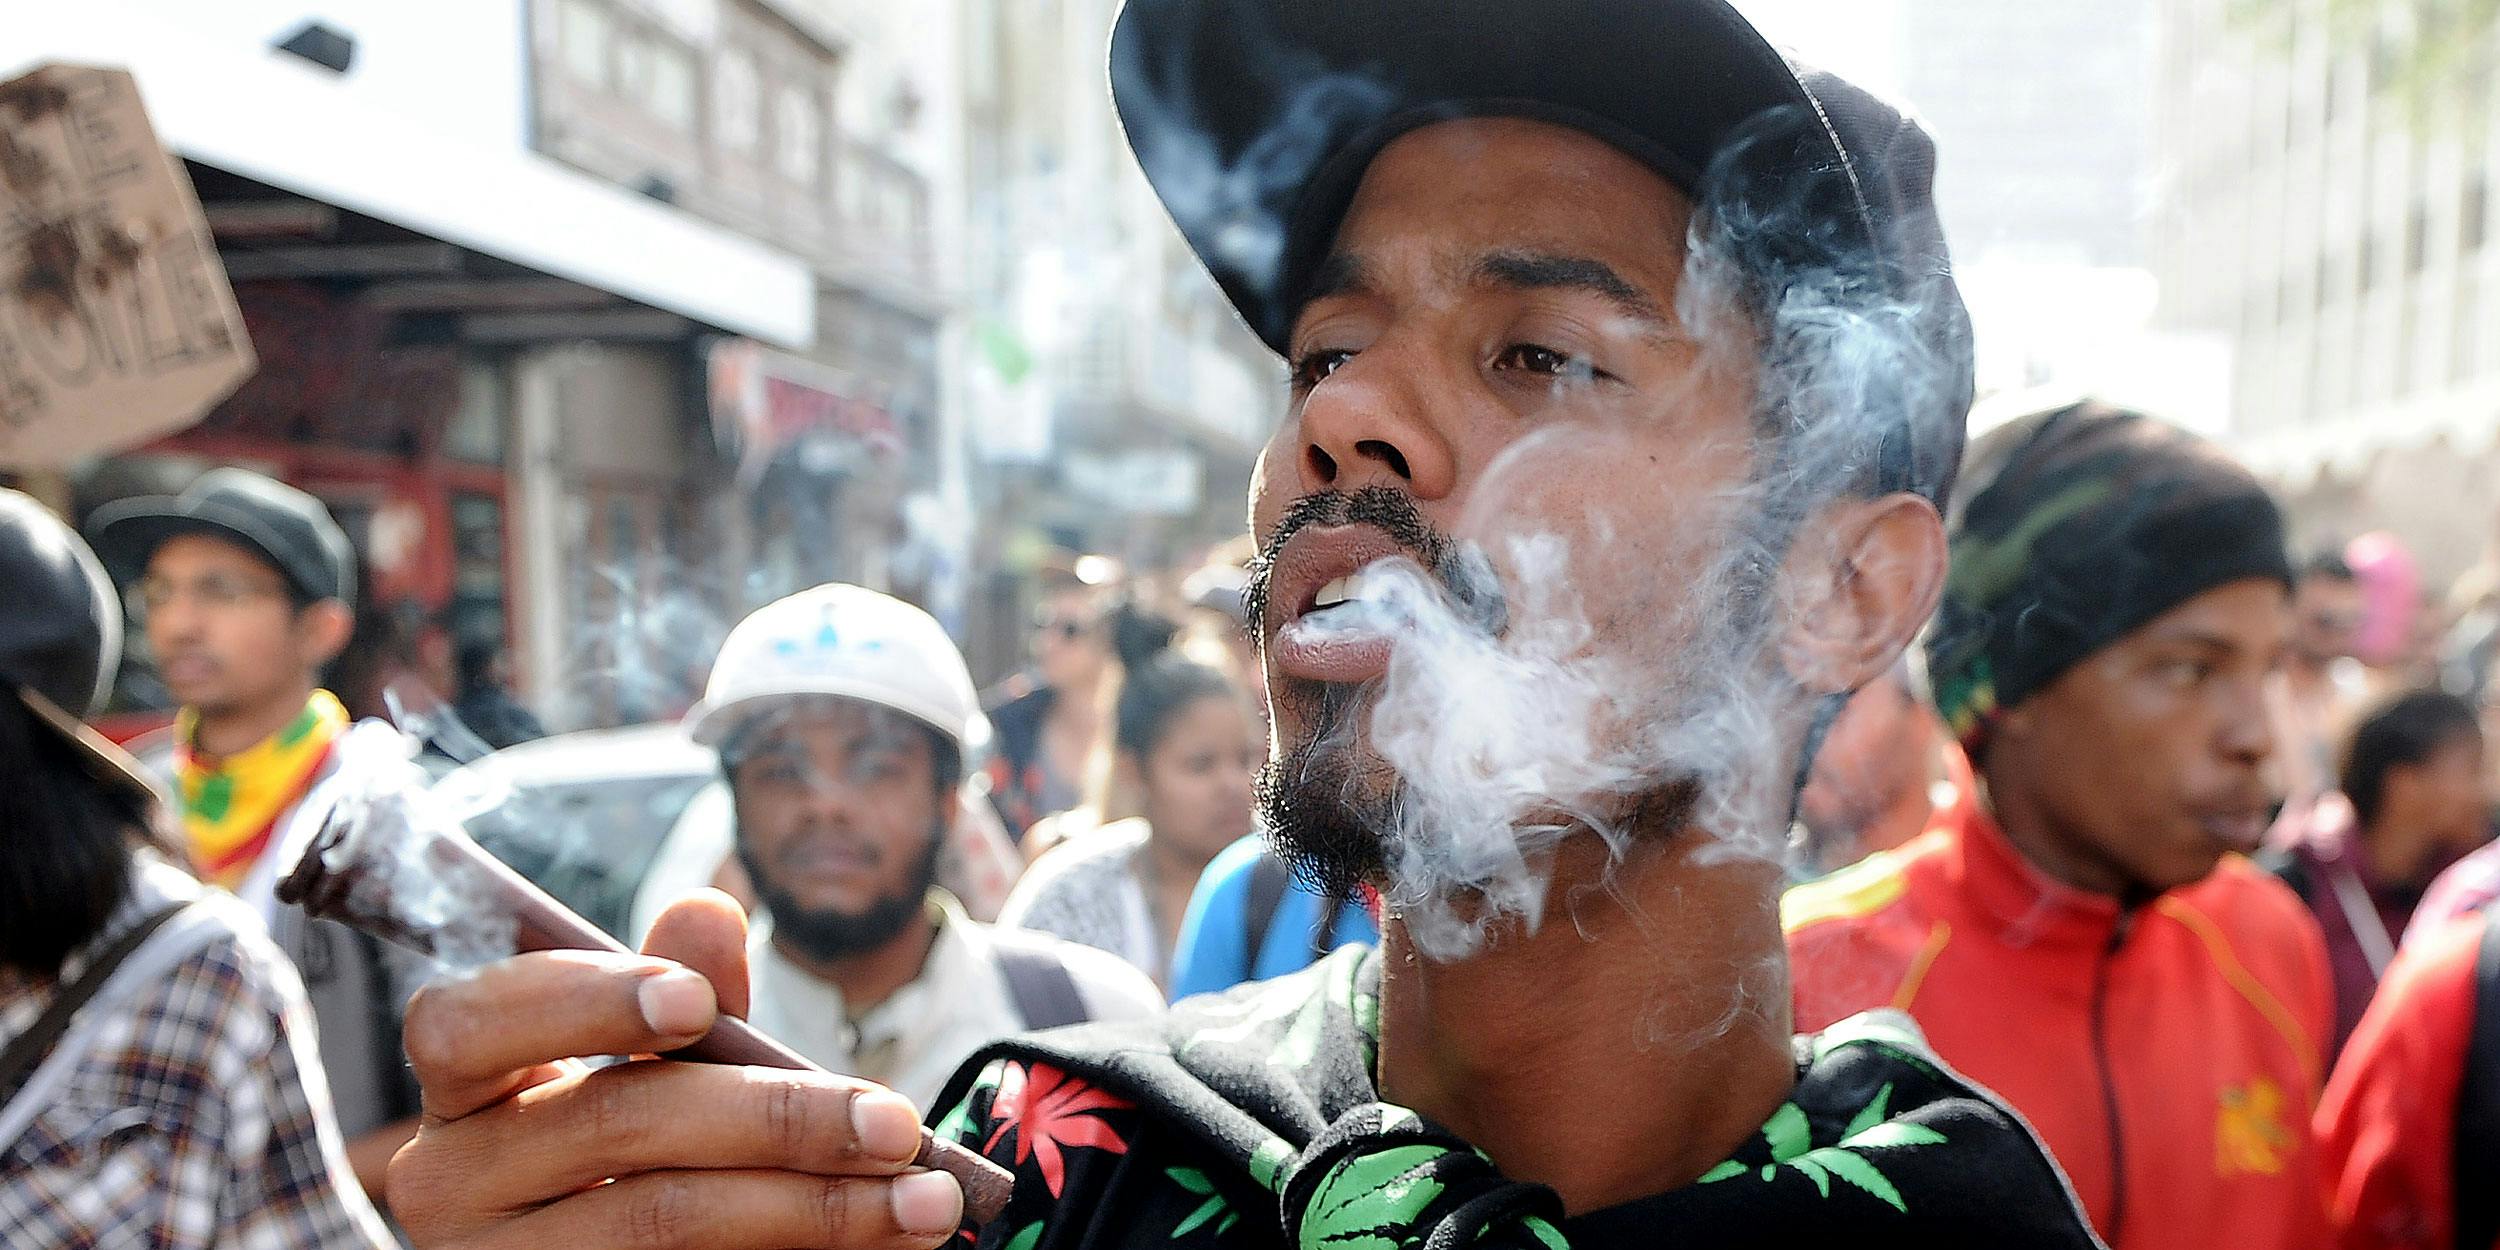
top-left (1062, 447), bottom-right (1203, 517)
top-left (706, 337), bottom-right (903, 484)
top-left (0, 63), bottom-right (253, 466)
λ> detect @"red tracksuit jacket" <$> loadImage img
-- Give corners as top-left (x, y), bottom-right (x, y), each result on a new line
top-left (2314, 912), bottom-right (2496, 1250)
top-left (1786, 802), bottom-right (2334, 1250)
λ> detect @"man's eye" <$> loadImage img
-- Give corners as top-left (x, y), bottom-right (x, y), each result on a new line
top-left (1290, 349), bottom-right (1353, 389)
top-left (1493, 343), bottom-right (1597, 381)
top-left (2159, 660), bottom-right (2214, 687)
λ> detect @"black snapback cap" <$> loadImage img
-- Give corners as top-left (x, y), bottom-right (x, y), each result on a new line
top-left (1109, 0), bottom-right (1974, 502)
top-left (88, 467), bottom-right (356, 611)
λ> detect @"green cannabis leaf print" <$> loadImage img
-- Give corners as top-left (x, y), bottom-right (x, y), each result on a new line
top-left (1167, 1166), bottom-right (1240, 1238)
top-left (1298, 1144), bottom-right (1450, 1250)
top-left (1696, 1083), bottom-right (1949, 1215)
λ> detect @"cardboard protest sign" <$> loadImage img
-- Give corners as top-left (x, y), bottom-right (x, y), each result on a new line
top-left (0, 63), bottom-right (254, 466)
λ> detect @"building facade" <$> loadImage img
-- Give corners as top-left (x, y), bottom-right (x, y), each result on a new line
top-left (952, 0), bottom-right (1279, 682)
top-left (10, 0), bottom-right (984, 736)
top-left (2152, 0), bottom-right (2500, 579)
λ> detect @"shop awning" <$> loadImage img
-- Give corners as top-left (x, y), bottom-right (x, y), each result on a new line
top-left (6, 10), bottom-right (814, 349)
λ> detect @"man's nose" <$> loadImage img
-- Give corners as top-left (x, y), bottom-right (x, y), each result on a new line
top-left (798, 772), bottom-right (859, 820)
top-left (2218, 676), bottom-right (2278, 766)
top-left (1295, 344), bottom-right (1459, 500)
top-left (147, 594), bottom-right (203, 643)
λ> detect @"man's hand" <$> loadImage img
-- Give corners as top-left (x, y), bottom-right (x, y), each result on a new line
top-left (387, 891), bottom-right (966, 1250)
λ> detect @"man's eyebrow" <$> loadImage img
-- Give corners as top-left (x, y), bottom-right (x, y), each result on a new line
top-left (1474, 251), bottom-right (1672, 329)
top-left (1301, 252), bottom-right (1371, 306)
top-left (2144, 628), bottom-right (2241, 656)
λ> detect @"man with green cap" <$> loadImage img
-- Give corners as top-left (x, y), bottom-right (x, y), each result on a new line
top-left (1787, 401), bottom-right (2334, 1250)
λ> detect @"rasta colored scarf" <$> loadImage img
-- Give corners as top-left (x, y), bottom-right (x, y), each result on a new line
top-left (176, 690), bottom-right (347, 889)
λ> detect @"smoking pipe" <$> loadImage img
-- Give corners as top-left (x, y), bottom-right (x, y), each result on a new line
top-left (275, 800), bottom-right (1016, 1225)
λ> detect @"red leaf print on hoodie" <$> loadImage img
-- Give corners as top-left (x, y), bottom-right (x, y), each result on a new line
top-left (983, 1061), bottom-right (1136, 1198)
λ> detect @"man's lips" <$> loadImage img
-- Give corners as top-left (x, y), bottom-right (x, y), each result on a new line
top-left (158, 655), bottom-right (219, 684)
top-left (2193, 803), bottom-right (2272, 852)
top-left (777, 836), bottom-right (878, 881)
top-left (1262, 525), bottom-right (1417, 686)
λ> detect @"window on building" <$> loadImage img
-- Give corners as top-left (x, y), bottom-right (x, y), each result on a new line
top-left (445, 362), bottom-right (507, 464)
top-left (647, 40), bottom-right (698, 132)
top-left (557, 0), bottom-right (612, 86)
top-left (612, 27), bottom-right (697, 133)
top-left (777, 84), bottom-right (824, 187)
top-left (715, 49), bottom-right (761, 152)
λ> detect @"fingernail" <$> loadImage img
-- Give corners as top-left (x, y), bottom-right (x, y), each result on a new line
top-left (636, 969), bottom-right (714, 1038)
top-left (891, 1170), bottom-right (964, 1235)
top-left (850, 1090), bottom-right (922, 1164)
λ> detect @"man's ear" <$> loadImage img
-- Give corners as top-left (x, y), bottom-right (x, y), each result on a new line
top-left (1778, 492), bottom-right (1948, 697)
top-left (298, 600), bottom-right (355, 670)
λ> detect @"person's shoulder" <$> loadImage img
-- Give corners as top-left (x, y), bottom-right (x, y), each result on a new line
top-left (1198, 833), bottom-right (1268, 892)
top-left (998, 925), bottom-right (1166, 1018)
top-left (75, 870), bottom-right (311, 1097)
top-left (1770, 1011), bottom-right (2104, 1245)
top-left (983, 684), bottom-right (1052, 735)
top-left (1014, 818), bottom-right (1148, 895)
top-left (2164, 856), bottom-right (2332, 1024)
top-left (2179, 852), bottom-right (2323, 941)
top-left (1781, 834), bottom-right (1942, 938)
top-left (2413, 838), bottom-right (2500, 943)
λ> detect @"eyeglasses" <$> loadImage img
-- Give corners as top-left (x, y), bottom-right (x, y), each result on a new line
top-left (136, 575), bottom-right (290, 613)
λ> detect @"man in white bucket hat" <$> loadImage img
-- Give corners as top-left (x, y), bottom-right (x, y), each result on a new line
top-left (680, 584), bottom-right (1161, 1109)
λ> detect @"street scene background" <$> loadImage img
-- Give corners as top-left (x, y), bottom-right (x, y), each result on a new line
top-left (7, 0), bottom-right (2496, 742)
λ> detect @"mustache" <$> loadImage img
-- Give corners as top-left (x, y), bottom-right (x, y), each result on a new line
top-left (1244, 486), bottom-right (1506, 637)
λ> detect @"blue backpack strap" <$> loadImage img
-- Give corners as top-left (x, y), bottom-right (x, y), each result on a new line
top-left (1242, 852), bottom-right (1293, 981)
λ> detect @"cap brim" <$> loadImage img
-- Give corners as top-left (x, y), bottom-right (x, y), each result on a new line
top-left (88, 499), bottom-right (329, 603)
top-left (1110, 0), bottom-right (1838, 355)
top-left (685, 685), bottom-right (982, 758)
top-left (19, 685), bottom-right (170, 820)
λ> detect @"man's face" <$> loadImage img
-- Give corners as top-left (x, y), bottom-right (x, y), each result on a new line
top-left (728, 700), bottom-right (952, 961)
top-left (1248, 118), bottom-right (1768, 894)
top-left (1032, 589), bottom-right (1108, 692)
top-left (2291, 573), bottom-right (2362, 666)
top-left (1991, 578), bottom-right (2290, 895)
top-left (1799, 668), bottom-right (1936, 850)
top-left (139, 534), bottom-right (329, 716)
top-left (1135, 693), bottom-right (1261, 862)
top-left (2389, 735), bottom-right (2488, 858)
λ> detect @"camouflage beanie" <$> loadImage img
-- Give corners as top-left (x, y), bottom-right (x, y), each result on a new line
top-left (1925, 402), bottom-right (2291, 750)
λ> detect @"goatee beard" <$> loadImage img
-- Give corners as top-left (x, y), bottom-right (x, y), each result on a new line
top-left (1257, 683), bottom-right (1709, 928)
top-left (743, 824), bottom-right (945, 963)
top-left (1256, 686), bottom-right (1391, 904)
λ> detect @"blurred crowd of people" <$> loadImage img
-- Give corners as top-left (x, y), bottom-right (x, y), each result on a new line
top-left (14, 417), bottom-right (2500, 1247)
top-left (15, 402), bottom-right (2500, 1248)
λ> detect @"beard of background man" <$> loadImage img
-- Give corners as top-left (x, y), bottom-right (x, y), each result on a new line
top-left (737, 819), bottom-right (946, 963)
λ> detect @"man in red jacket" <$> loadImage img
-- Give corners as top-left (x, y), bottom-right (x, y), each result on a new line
top-left (1787, 402), bottom-right (2334, 1250)
top-left (2316, 909), bottom-right (2500, 1250)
